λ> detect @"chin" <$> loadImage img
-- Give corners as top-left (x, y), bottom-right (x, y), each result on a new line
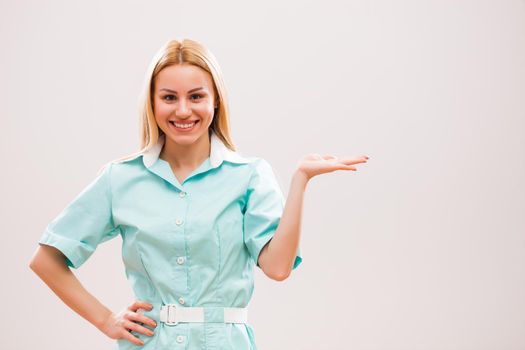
top-left (164, 129), bottom-right (207, 145)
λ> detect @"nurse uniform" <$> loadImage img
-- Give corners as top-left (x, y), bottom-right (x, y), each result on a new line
top-left (38, 130), bottom-right (302, 350)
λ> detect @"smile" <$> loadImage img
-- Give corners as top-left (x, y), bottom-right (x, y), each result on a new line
top-left (169, 120), bottom-right (199, 131)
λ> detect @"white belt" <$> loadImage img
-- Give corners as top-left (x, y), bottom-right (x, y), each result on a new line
top-left (159, 304), bottom-right (248, 325)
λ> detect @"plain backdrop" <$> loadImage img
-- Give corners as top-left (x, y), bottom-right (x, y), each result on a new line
top-left (2, 0), bottom-right (524, 349)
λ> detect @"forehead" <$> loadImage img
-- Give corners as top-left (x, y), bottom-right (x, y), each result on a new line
top-left (155, 64), bottom-right (214, 91)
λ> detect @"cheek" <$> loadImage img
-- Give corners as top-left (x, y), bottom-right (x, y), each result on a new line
top-left (154, 102), bottom-right (174, 117)
top-left (194, 103), bottom-right (215, 117)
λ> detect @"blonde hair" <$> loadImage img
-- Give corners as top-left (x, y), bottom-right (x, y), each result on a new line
top-left (108, 38), bottom-right (237, 167)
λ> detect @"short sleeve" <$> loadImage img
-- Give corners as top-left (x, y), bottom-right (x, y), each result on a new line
top-left (243, 158), bottom-right (302, 270)
top-left (38, 162), bottom-right (120, 269)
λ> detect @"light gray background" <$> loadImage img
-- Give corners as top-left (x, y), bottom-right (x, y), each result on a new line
top-left (2, 0), bottom-right (524, 349)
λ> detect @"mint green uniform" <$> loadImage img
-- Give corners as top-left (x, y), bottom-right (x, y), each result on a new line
top-left (38, 130), bottom-right (302, 350)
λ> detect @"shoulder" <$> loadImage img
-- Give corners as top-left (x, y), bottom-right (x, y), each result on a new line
top-left (94, 152), bottom-right (144, 179)
top-left (249, 157), bottom-right (277, 173)
top-left (109, 152), bottom-right (144, 166)
top-left (224, 147), bottom-right (270, 168)
top-left (108, 152), bottom-right (144, 171)
top-left (246, 157), bottom-right (284, 187)
top-left (219, 146), bottom-right (257, 167)
top-left (219, 150), bottom-right (280, 185)
top-left (227, 153), bottom-right (275, 175)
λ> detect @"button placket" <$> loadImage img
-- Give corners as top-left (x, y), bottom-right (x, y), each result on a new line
top-left (174, 189), bottom-right (188, 325)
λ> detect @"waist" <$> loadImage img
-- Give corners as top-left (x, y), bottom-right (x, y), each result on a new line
top-left (156, 304), bottom-right (248, 325)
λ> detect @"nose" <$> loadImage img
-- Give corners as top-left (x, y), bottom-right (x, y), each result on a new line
top-left (175, 98), bottom-right (191, 117)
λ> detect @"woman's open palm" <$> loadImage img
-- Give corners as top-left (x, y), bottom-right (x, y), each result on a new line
top-left (297, 154), bottom-right (369, 181)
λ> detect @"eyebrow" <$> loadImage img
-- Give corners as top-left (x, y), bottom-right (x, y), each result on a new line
top-left (159, 87), bottom-right (205, 94)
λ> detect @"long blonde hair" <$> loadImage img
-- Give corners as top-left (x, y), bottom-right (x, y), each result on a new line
top-left (108, 38), bottom-right (237, 167)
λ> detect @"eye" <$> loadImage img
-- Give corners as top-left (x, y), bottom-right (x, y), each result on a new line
top-left (163, 94), bottom-right (176, 101)
top-left (190, 94), bottom-right (203, 101)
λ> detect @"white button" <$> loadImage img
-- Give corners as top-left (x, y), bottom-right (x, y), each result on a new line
top-left (178, 297), bottom-right (185, 305)
top-left (176, 335), bottom-right (184, 343)
top-left (177, 256), bottom-right (185, 265)
top-left (175, 219), bottom-right (184, 225)
top-left (179, 191), bottom-right (187, 198)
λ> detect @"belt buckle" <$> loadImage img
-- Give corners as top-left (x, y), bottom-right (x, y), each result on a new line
top-left (165, 304), bottom-right (178, 326)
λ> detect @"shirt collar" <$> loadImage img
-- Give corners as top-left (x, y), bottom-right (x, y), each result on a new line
top-left (142, 131), bottom-right (250, 168)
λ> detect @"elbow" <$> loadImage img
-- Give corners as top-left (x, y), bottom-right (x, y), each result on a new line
top-left (28, 253), bottom-right (38, 270)
top-left (29, 244), bottom-right (63, 274)
top-left (258, 251), bottom-right (293, 281)
top-left (272, 273), bottom-right (290, 282)
top-left (29, 259), bottom-right (41, 275)
top-left (267, 268), bottom-right (291, 282)
top-left (29, 246), bottom-right (46, 273)
top-left (29, 255), bottom-right (44, 274)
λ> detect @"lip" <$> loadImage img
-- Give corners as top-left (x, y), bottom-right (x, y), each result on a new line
top-left (169, 120), bottom-right (199, 132)
top-left (169, 120), bottom-right (199, 124)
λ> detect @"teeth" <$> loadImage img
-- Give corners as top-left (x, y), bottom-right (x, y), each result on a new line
top-left (172, 121), bottom-right (195, 129)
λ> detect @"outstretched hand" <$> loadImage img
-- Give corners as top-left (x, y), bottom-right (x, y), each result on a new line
top-left (296, 153), bottom-right (369, 181)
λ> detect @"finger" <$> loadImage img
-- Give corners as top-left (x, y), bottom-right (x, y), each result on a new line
top-left (129, 300), bottom-right (153, 312)
top-left (121, 327), bottom-right (145, 346)
top-left (321, 164), bottom-right (355, 173)
top-left (338, 157), bottom-right (368, 166)
top-left (126, 310), bottom-right (157, 331)
top-left (336, 164), bottom-right (357, 171)
top-left (135, 304), bottom-right (157, 328)
top-left (325, 155), bottom-right (368, 162)
top-left (125, 318), bottom-right (155, 337)
top-left (132, 311), bottom-right (157, 329)
top-left (322, 154), bottom-right (338, 160)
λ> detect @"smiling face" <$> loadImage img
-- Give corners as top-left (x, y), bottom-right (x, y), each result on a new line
top-left (153, 63), bottom-right (218, 146)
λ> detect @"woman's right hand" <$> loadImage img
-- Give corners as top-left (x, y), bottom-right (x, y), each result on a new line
top-left (100, 300), bottom-right (158, 346)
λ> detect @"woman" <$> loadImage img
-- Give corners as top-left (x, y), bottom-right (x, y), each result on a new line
top-left (29, 38), bottom-right (369, 350)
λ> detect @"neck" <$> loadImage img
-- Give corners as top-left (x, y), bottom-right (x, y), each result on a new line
top-left (159, 132), bottom-right (211, 169)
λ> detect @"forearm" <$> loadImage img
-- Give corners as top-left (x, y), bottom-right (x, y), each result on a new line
top-left (30, 246), bottom-right (112, 332)
top-left (261, 170), bottom-right (309, 279)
